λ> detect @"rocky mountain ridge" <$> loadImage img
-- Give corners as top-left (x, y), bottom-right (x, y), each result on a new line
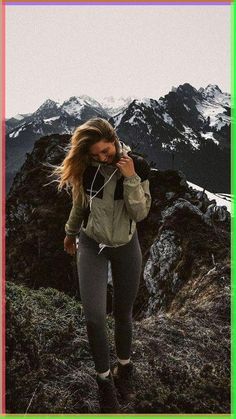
top-left (111, 83), bottom-right (230, 192)
top-left (6, 83), bottom-right (230, 193)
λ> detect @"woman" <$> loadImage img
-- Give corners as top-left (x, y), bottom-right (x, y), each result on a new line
top-left (55, 117), bottom-right (151, 413)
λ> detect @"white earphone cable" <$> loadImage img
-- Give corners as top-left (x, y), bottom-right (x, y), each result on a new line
top-left (89, 165), bottom-right (118, 210)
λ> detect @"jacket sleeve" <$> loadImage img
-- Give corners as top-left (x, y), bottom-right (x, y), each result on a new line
top-left (65, 195), bottom-right (85, 237)
top-left (123, 158), bottom-right (152, 222)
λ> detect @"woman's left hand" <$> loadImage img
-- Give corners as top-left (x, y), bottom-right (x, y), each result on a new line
top-left (116, 155), bottom-right (136, 178)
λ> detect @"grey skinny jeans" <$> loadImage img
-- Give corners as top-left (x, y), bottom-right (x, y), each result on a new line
top-left (77, 229), bottom-right (142, 373)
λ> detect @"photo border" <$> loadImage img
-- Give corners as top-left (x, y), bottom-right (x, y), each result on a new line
top-left (1, 1), bottom-right (234, 418)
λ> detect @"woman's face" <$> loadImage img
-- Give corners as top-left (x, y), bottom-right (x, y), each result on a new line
top-left (89, 139), bottom-right (117, 164)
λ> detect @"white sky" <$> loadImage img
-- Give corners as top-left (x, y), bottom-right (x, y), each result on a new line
top-left (6, 5), bottom-right (230, 118)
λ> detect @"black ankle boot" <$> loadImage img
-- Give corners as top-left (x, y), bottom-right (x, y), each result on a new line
top-left (111, 361), bottom-right (135, 401)
top-left (96, 372), bottom-right (121, 413)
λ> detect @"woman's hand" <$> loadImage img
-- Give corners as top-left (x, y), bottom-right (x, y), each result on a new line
top-left (64, 235), bottom-right (77, 256)
top-left (116, 155), bottom-right (136, 178)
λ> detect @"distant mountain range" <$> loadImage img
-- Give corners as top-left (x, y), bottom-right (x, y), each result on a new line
top-left (6, 84), bottom-right (230, 193)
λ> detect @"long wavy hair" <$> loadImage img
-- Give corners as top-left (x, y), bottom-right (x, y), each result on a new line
top-left (51, 117), bottom-right (119, 206)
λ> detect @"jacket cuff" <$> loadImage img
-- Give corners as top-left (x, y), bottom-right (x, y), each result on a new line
top-left (123, 173), bottom-right (141, 185)
top-left (65, 226), bottom-right (80, 237)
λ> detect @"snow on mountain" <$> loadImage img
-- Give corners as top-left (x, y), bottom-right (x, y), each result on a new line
top-left (7, 95), bottom-right (109, 140)
top-left (61, 97), bottom-right (83, 118)
top-left (196, 84), bottom-right (230, 131)
top-left (12, 114), bottom-right (28, 121)
top-left (162, 137), bottom-right (182, 151)
top-left (9, 124), bottom-right (28, 139)
top-left (113, 110), bottom-right (127, 128)
top-left (6, 112), bottom-right (32, 122)
top-left (195, 99), bottom-right (230, 131)
top-left (98, 96), bottom-right (135, 116)
top-left (112, 83), bottom-right (230, 151)
top-left (199, 84), bottom-right (230, 105)
top-left (79, 94), bottom-right (106, 109)
top-left (6, 84), bottom-right (230, 194)
top-left (110, 83), bottom-right (230, 193)
top-left (34, 99), bottom-right (60, 117)
top-left (181, 125), bottom-right (200, 150)
top-left (200, 131), bottom-right (219, 145)
top-left (43, 116), bottom-right (60, 124)
top-left (162, 112), bottom-right (174, 126)
top-left (61, 95), bottom-right (105, 118)
top-left (6, 95), bottom-right (110, 192)
top-left (188, 181), bottom-right (231, 213)
top-left (113, 97), bottom-right (162, 131)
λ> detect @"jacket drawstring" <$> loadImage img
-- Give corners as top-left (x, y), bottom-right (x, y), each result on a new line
top-left (89, 165), bottom-right (118, 211)
top-left (88, 164), bottom-right (119, 254)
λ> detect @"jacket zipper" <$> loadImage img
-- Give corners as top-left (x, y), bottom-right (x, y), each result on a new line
top-left (129, 219), bottom-right (132, 235)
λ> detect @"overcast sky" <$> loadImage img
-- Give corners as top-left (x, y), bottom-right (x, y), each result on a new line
top-left (6, 5), bottom-right (230, 118)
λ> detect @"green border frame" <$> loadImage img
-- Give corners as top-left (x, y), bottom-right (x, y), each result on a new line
top-left (3, 3), bottom-right (234, 419)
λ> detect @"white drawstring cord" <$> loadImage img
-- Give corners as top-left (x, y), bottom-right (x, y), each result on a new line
top-left (98, 242), bottom-right (120, 255)
top-left (88, 164), bottom-right (119, 254)
top-left (98, 243), bottom-right (113, 255)
top-left (89, 164), bottom-right (101, 210)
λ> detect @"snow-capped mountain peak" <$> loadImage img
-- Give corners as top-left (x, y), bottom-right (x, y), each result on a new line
top-left (79, 95), bottom-right (104, 108)
top-left (12, 113), bottom-right (28, 121)
top-left (6, 84), bottom-right (230, 196)
top-left (201, 84), bottom-right (222, 96)
top-left (60, 95), bottom-right (105, 118)
top-left (198, 84), bottom-right (230, 105)
top-left (32, 99), bottom-right (61, 121)
top-left (98, 96), bottom-right (135, 116)
top-left (34, 99), bottom-right (60, 113)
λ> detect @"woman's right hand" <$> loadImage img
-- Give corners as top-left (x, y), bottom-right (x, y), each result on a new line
top-left (64, 235), bottom-right (77, 256)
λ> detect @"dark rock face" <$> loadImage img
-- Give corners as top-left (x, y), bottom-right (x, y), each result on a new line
top-left (6, 133), bottom-right (230, 413)
top-left (6, 134), bottom-right (80, 296)
top-left (143, 196), bottom-right (229, 315)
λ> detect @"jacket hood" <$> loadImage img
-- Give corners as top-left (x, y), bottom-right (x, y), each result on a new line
top-left (90, 140), bottom-right (131, 168)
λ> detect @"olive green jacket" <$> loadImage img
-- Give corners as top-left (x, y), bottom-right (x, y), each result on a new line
top-left (65, 141), bottom-right (151, 247)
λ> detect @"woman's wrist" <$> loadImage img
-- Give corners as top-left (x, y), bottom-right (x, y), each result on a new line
top-left (124, 172), bottom-right (137, 179)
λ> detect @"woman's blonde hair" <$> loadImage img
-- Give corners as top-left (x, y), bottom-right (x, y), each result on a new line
top-left (51, 117), bottom-right (119, 206)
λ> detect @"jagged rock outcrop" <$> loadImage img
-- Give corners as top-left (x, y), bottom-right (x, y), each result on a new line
top-left (143, 197), bottom-right (229, 315)
top-left (6, 134), bottom-right (80, 296)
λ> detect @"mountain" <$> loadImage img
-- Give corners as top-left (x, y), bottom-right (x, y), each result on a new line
top-left (6, 112), bottom-right (33, 134)
top-left (110, 83), bottom-right (230, 193)
top-left (6, 132), bottom-right (230, 413)
top-left (6, 84), bottom-right (230, 194)
top-left (6, 96), bottom-right (109, 192)
top-left (98, 96), bottom-right (135, 116)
